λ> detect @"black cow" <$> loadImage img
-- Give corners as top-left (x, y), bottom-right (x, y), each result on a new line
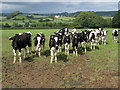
top-left (72, 33), bottom-right (79, 56)
top-left (34, 32), bottom-right (45, 56)
top-left (63, 34), bottom-right (70, 55)
top-left (77, 31), bottom-right (88, 52)
top-left (49, 34), bottom-right (59, 63)
top-left (9, 32), bottom-right (32, 63)
top-left (112, 29), bottom-right (118, 42)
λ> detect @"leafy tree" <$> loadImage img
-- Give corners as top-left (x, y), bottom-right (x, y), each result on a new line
top-left (112, 10), bottom-right (120, 28)
top-left (106, 18), bottom-right (112, 27)
top-left (74, 11), bottom-right (107, 28)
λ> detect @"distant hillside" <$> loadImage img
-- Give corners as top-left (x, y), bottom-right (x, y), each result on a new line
top-left (48, 11), bottom-right (117, 17)
top-left (2, 11), bottom-right (117, 17)
top-left (94, 11), bottom-right (117, 17)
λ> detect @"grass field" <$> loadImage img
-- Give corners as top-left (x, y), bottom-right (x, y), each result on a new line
top-left (2, 28), bottom-right (118, 88)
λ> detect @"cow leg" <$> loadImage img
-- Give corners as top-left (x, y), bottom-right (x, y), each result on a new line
top-left (28, 47), bottom-right (32, 54)
top-left (24, 48), bottom-right (27, 59)
top-left (18, 49), bottom-right (22, 63)
top-left (50, 48), bottom-right (54, 63)
top-left (90, 42), bottom-right (93, 50)
top-left (114, 36), bottom-right (116, 42)
top-left (73, 47), bottom-right (75, 55)
top-left (59, 46), bottom-right (62, 52)
top-left (93, 43), bottom-right (96, 50)
top-left (114, 36), bottom-right (117, 42)
top-left (55, 51), bottom-right (57, 63)
top-left (102, 37), bottom-right (104, 44)
top-left (84, 44), bottom-right (86, 53)
top-left (67, 44), bottom-right (69, 55)
top-left (13, 49), bottom-right (16, 63)
top-left (58, 48), bottom-right (60, 52)
top-left (65, 44), bottom-right (67, 54)
top-left (81, 42), bottom-right (84, 47)
top-left (104, 39), bottom-right (106, 45)
top-left (75, 47), bottom-right (78, 56)
top-left (35, 44), bottom-right (39, 55)
top-left (38, 47), bottom-right (41, 57)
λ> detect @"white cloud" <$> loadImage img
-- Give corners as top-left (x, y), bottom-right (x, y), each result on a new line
top-left (1, 0), bottom-right (120, 2)
top-left (61, 2), bottom-right (81, 6)
top-left (0, 3), bottom-right (26, 10)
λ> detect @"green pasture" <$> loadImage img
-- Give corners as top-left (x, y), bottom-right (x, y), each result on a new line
top-left (2, 28), bottom-right (118, 71)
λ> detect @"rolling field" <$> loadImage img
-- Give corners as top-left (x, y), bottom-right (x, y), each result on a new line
top-left (2, 28), bottom-right (118, 88)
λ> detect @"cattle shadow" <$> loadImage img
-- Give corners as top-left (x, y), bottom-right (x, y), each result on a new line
top-left (57, 53), bottom-right (68, 62)
top-left (69, 49), bottom-right (73, 54)
top-left (24, 56), bottom-right (34, 62)
top-left (106, 42), bottom-right (109, 45)
top-left (95, 46), bottom-right (99, 50)
top-left (99, 41), bottom-right (108, 45)
top-left (41, 50), bottom-right (50, 57)
top-left (86, 47), bottom-right (91, 51)
top-left (78, 47), bottom-right (84, 55)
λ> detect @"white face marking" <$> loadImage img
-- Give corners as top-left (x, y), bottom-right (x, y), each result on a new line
top-left (38, 33), bottom-right (41, 36)
top-left (18, 33), bottom-right (22, 35)
top-left (59, 33), bottom-right (62, 35)
top-left (103, 30), bottom-right (107, 35)
top-left (37, 37), bottom-right (41, 45)
top-left (65, 28), bottom-right (67, 31)
top-left (54, 37), bottom-right (58, 42)
top-left (26, 31), bottom-right (32, 35)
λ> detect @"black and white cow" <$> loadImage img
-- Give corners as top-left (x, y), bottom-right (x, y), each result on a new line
top-left (63, 34), bottom-right (70, 55)
top-left (101, 30), bottom-right (107, 45)
top-left (71, 28), bottom-right (77, 35)
top-left (9, 31), bottom-right (32, 63)
top-left (95, 29), bottom-right (102, 45)
top-left (89, 30), bottom-right (97, 50)
top-left (54, 31), bottom-right (63, 52)
top-left (34, 32), bottom-right (45, 56)
top-left (72, 33), bottom-right (79, 56)
top-left (59, 27), bottom-right (69, 35)
top-left (49, 34), bottom-right (59, 63)
top-left (112, 29), bottom-right (118, 42)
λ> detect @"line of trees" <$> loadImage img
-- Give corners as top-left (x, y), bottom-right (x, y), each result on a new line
top-left (2, 11), bottom-right (119, 29)
top-left (2, 22), bottom-right (73, 29)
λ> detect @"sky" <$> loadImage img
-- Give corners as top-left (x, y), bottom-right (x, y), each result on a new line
top-left (1, 1), bottom-right (119, 14)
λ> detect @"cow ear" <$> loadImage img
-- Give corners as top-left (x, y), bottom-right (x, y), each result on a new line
top-left (9, 37), bottom-right (13, 40)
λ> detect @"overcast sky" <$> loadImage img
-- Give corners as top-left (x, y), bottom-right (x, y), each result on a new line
top-left (1, 1), bottom-right (119, 14)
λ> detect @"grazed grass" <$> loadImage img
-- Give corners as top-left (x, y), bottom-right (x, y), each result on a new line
top-left (2, 28), bottom-right (118, 88)
top-left (2, 28), bottom-right (118, 65)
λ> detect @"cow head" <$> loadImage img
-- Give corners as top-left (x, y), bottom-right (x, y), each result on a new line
top-left (9, 36), bottom-right (18, 49)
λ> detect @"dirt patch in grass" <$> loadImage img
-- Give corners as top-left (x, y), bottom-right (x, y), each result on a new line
top-left (2, 53), bottom-right (118, 88)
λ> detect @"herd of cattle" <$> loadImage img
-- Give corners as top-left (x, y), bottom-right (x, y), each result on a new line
top-left (9, 28), bottom-right (119, 63)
